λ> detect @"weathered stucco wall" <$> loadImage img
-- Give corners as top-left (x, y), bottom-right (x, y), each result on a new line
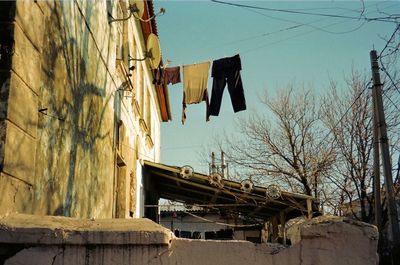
top-left (0, 0), bottom-right (162, 218)
top-left (32, 0), bottom-right (116, 218)
top-left (0, 214), bottom-right (378, 265)
top-left (0, 0), bottom-right (36, 216)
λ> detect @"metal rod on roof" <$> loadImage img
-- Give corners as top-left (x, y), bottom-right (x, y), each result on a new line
top-left (146, 203), bottom-right (267, 207)
top-left (211, 152), bottom-right (217, 174)
top-left (221, 151), bottom-right (226, 178)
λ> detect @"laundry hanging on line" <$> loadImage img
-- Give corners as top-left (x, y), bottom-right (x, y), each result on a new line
top-left (154, 54), bottom-right (247, 124)
top-left (153, 66), bottom-right (181, 86)
top-left (208, 54), bottom-right (246, 119)
top-left (182, 61), bottom-right (211, 124)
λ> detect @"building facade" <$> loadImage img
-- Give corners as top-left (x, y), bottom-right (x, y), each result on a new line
top-left (0, 0), bottom-right (170, 219)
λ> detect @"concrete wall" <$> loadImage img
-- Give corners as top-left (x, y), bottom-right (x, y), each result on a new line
top-left (0, 214), bottom-right (378, 265)
top-left (0, 0), bottom-right (163, 219)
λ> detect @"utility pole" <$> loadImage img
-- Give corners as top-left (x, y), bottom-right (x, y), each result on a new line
top-left (372, 74), bottom-right (382, 253)
top-left (370, 50), bottom-right (400, 245)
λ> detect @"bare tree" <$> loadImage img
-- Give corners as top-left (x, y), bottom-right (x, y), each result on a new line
top-left (222, 85), bottom-right (336, 198)
top-left (321, 71), bottom-right (374, 222)
top-left (321, 67), bottom-right (400, 222)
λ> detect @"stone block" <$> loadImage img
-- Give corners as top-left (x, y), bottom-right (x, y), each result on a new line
top-left (3, 121), bottom-right (36, 184)
top-left (15, 0), bottom-right (44, 51)
top-left (288, 216), bottom-right (378, 265)
top-left (11, 24), bottom-right (41, 94)
top-left (7, 73), bottom-right (38, 138)
top-left (0, 172), bottom-right (32, 215)
top-left (0, 213), bottom-right (174, 245)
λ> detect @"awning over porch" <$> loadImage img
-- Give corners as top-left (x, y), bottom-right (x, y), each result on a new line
top-left (143, 161), bottom-right (320, 222)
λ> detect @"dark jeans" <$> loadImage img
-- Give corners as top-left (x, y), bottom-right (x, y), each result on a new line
top-left (209, 54), bottom-right (246, 117)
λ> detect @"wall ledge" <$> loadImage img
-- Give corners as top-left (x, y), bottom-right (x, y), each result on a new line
top-left (0, 213), bottom-right (173, 246)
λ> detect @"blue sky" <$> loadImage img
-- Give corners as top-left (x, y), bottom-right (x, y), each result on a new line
top-left (153, 1), bottom-right (400, 174)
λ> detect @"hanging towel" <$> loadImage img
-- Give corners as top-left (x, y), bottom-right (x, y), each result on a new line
top-left (164, 66), bottom-right (181, 86)
top-left (182, 62), bottom-right (211, 124)
top-left (208, 54), bottom-right (246, 119)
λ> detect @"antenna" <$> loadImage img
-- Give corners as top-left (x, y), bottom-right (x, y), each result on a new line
top-left (109, 0), bottom-right (165, 24)
top-left (221, 151), bottom-right (226, 178)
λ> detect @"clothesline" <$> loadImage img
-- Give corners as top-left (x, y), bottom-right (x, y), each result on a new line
top-left (154, 54), bottom-right (247, 124)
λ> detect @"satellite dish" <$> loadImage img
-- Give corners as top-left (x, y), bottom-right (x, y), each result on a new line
top-left (128, 33), bottom-right (161, 69)
top-left (129, 0), bottom-right (145, 19)
top-left (146, 33), bottom-right (161, 69)
top-left (110, 0), bottom-right (165, 24)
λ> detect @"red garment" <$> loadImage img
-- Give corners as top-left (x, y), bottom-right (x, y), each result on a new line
top-left (164, 66), bottom-right (181, 86)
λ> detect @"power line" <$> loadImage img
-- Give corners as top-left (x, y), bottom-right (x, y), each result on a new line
top-left (383, 90), bottom-right (400, 113)
top-left (284, 6), bottom-right (365, 14)
top-left (189, 1), bottom-right (397, 59)
top-left (378, 24), bottom-right (400, 59)
top-left (380, 57), bottom-right (400, 96)
top-left (211, 0), bottom-right (399, 23)
top-left (240, 16), bottom-right (360, 54)
top-left (239, 2), bottom-right (397, 55)
top-left (243, 5), bottom-right (367, 35)
top-left (183, 210), bottom-right (263, 227)
top-left (315, 81), bottom-right (372, 152)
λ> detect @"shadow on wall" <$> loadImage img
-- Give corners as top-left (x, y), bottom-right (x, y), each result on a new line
top-left (0, 1), bottom-right (15, 172)
top-left (33, 1), bottom-right (118, 218)
top-left (0, 1), bottom-right (35, 214)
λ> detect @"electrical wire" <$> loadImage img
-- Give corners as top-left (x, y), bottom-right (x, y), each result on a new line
top-left (74, 0), bottom-right (118, 89)
top-left (243, 6), bottom-right (368, 35)
top-left (379, 57), bottom-right (400, 96)
top-left (378, 24), bottom-right (400, 59)
top-left (383, 91), bottom-right (400, 113)
top-left (211, 0), bottom-right (399, 23)
top-left (240, 19), bottom-right (364, 54)
top-left (188, 1), bottom-right (397, 62)
top-left (283, 6), bottom-right (365, 14)
top-left (199, 1), bottom-right (396, 54)
top-left (183, 210), bottom-right (264, 227)
top-left (315, 81), bottom-right (372, 152)
top-left (240, 5), bottom-right (397, 55)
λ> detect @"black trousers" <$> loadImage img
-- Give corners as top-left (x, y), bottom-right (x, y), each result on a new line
top-left (209, 54), bottom-right (246, 117)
